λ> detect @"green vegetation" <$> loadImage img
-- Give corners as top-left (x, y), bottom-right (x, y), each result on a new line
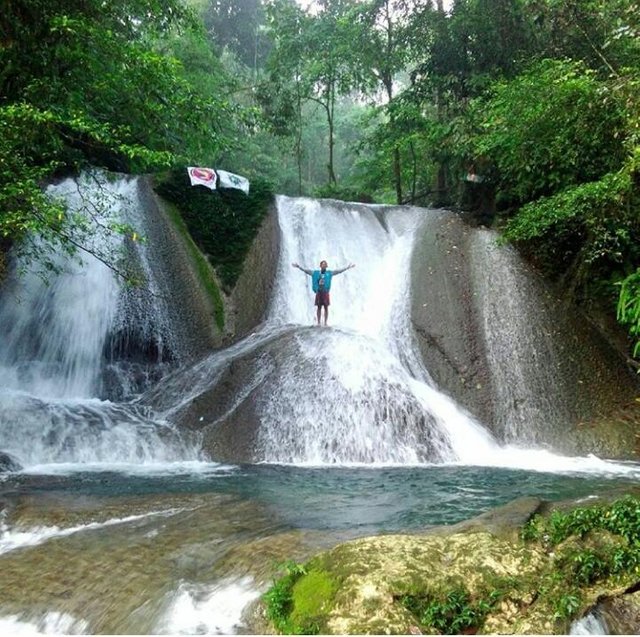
top-left (3, 0), bottom-right (640, 359)
top-left (160, 199), bottom-right (225, 331)
top-left (0, 0), bottom-right (231, 276)
top-left (154, 169), bottom-right (273, 290)
top-left (521, 496), bottom-right (640, 626)
top-left (263, 558), bottom-right (341, 635)
top-left (400, 583), bottom-right (505, 634)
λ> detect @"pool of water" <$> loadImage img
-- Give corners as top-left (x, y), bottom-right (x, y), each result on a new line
top-left (4, 461), bottom-right (639, 533)
top-left (1, 462), bottom-right (639, 633)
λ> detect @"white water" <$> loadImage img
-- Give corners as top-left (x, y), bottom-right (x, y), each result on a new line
top-left (570, 611), bottom-right (608, 634)
top-left (470, 230), bottom-right (575, 442)
top-left (248, 197), bottom-right (495, 463)
top-left (0, 177), bottom-right (125, 399)
top-left (0, 612), bottom-right (88, 634)
top-left (155, 577), bottom-right (261, 634)
top-left (0, 174), bottom-right (196, 468)
top-left (0, 507), bottom-right (183, 556)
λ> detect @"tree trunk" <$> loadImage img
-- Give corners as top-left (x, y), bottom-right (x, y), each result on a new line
top-left (327, 81), bottom-right (337, 185)
top-left (296, 80), bottom-right (303, 195)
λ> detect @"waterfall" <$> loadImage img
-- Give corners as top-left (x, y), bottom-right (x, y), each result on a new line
top-left (175, 196), bottom-right (498, 465)
top-left (2, 182), bottom-right (635, 470)
top-left (470, 230), bottom-right (575, 443)
top-left (152, 195), bottom-right (638, 469)
top-left (0, 176), bottom-right (125, 399)
top-left (469, 228), bottom-right (637, 447)
top-left (0, 173), bottom-right (198, 467)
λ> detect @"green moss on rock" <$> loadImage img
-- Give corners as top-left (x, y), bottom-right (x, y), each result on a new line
top-left (261, 496), bottom-right (640, 635)
top-left (153, 168), bottom-right (274, 291)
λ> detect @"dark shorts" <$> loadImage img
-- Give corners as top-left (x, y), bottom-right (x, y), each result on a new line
top-left (315, 291), bottom-right (330, 307)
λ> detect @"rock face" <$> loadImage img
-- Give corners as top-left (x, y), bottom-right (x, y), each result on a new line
top-left (411, 209), bottom-right (640, 458)
top-left (410, 211), bottom-right (494, 426)
top-left (227, 205), bottom-right (280, 340)
top-left (147, 178), bottom-right (280, 357)
top-left (598, 591), bottom-right (640, 635)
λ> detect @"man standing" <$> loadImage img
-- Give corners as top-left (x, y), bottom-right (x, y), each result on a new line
top-left (292, 260), bottom-right (355, 326)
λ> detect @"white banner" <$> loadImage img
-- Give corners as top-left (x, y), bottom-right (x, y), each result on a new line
top-left (216, 169), bottom-right (250, 194)
top-left (187, 166), bottom-right (217, 190)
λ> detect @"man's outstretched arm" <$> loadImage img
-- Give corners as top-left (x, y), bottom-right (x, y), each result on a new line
top-left (292, 262), bottom-right (313, 275)
top-left (331, 263), bottom-right (356, 276)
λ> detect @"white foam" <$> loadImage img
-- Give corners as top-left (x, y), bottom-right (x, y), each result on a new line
top-left (21, 460), bottom-right (238, 477)
top-left (570, 611), bottom-right (608, 634)
top-left (0, 611), bottom-right (88, 634)
top-left (155, 577), bottom-right (261, 634)
top-left (458, 445), bottom-right (640, 477)
top-left (0, 508), bottom-right (183, 556)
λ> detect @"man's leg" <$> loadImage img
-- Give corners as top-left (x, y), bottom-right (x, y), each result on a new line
top-left (323, 305), bottom-right (329, 326)
top-left (316, 305), bottom-right (322, 325)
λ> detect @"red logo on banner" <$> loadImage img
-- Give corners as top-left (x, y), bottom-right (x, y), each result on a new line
top-left (189, 167), bottom-right (216, 182)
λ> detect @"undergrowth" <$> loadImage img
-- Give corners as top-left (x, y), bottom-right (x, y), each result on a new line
top-left (154, 168), bottom-right (273, 291)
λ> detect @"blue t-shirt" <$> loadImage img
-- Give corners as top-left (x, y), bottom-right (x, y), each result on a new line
top-left (312, 270), bottom-right (333, 293)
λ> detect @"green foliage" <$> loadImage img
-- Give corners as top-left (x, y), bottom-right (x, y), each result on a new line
top-left (0, 0), bottom-right (234, 274)
top-left (553, 590), bottom-right (582, 621)
top-left (469, 59), bottom-right (627, 205)
top-left (522, 496), bottom-right (640, 546)
top-left (263, 557), bottom-right (339, 635)
top-left (617, 267), bottom-right (640, 358)
top-left (263, 561), bottom-right (312, 635)
top-left (400, 583), bottom-right (503, 634)
top-left (521, 496), bottom-right (640, 622)
top-left (522, 496), bottom-right (640, 548)
top-left (154, 168), bottom-right (274, 290)
top-left (501, 168), bottom-right (640, 293)
top-left (313, 183), bottom-right (374, 203)
top-left (288, 569), bottom-right (336, 635)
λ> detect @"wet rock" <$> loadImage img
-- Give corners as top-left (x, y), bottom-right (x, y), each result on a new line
top-left (256, 494), bottom-right (640, 635)
top-left (598, 591), bottom-right (640, 635)
top-left (432, 495), bottom-right (545, 541)
top-left (0, 451), bottom-right (22, 473)
top-left (156, 326), bottom-right (454, 464)
top-left (411, 211), bottom-right (494, 427)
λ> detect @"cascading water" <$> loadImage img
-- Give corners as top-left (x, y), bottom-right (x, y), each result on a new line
top-left (0, 173), bottom-right (198, 467)
top-left (156, 196), bottom-right (498, 465)
top-left (262, 197), bottom-right (500, 463)
top-left (469, 228), bottom-right (637, 448)
top-left (0, 177), bottom-right (123, 400)
top-left (470, 230), bottom-right (575, 443)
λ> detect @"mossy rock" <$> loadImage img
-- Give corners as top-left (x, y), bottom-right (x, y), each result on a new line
top-left (261, 496), bottom-right (640, 635)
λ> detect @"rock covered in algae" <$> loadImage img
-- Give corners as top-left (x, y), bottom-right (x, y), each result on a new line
top-left (277, 531), bottom-right (547, 635)
top-left (259, 495), bottom-right (640, 635)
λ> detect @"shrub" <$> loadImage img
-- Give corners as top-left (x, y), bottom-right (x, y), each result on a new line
top-left (154, 168), bottom-right (274, 290)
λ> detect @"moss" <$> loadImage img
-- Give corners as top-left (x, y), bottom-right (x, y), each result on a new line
top-left (153, 168), bottom-right (274, 291)
top-left (289, 569), bottom-right (337, 634)
top-left (160, 199), bottom-right (225, 331)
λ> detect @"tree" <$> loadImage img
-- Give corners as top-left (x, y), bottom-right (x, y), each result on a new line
top-left (266, 0), bottom-right (360, 186)
top-left (0, 0), bottom-right (230, 277)
top-left (350, 0), bottom-right (433, 203)
top-left (201, 0), bottom-right (272, 72)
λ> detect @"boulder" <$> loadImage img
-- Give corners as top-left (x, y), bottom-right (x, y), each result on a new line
top-left (0, 450), bottom-right (22, 473)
